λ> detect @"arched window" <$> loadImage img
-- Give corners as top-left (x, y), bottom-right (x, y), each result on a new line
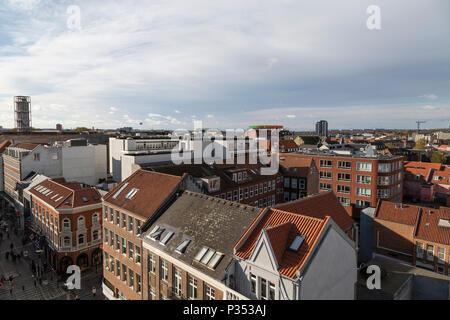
top-left (78, 216), bottom-right (85, 228)
top-left (63, 236), bottom-right (71, 247)
top-left (93, 230), bottom-right (99, 241)
top-left (92, 213), bottom-right (99, 224)
top-left (78, 234), bottom-right (85, 245)
top-left (63, 218), bottom-right (70, 229)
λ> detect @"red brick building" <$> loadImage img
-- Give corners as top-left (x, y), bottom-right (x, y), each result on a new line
top-left (29, 178), bottom-right (103, 273)
top-left (288, 152), bottom-right (404, 220)
top-left (102, 169), bottom-right (184, 300)
top-left (373, 200), bottom-right (450, 276)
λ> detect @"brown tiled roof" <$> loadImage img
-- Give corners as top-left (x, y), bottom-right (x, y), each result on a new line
top-left (279, 140), bottom-right (299, 150)
top-left (0, 140), bottom-right (11, 153)
top-left (431, 166), bottom-right (450, 185)
top-left (275, 191), bottom-right (354, 232)
top-left (103, 169), bottom-right (183, 219)
top-left (29, 178), bottom-right (101, 209)
top-left (15, 143), bottom-right (41, 151)
top-left (234, 208), bottom-right (329, 278)
top-left (415, 207), bottom-right (450, 245)
top-left (266, 222), bottom-right (292, 265)
top-left (279, 153), bottom-right (314, 176)
top-left (374, 201), bottom-right (421, 226)
top-left (404, 161), bottom-right (443, 182)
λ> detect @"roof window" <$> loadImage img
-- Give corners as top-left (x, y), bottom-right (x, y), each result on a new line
top-left (112, 182), bottom-right (129, 199)
top-left (289, 235), bottom-right (305, 252)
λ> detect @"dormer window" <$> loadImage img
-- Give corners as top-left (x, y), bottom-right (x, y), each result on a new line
top-left (289, 235), bottom-right (305, 252)
top-left (160, 231), bottom-right (174, 246)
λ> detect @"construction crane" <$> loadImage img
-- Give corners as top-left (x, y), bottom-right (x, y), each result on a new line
top-left (416, 120), bottom-right (426, 134)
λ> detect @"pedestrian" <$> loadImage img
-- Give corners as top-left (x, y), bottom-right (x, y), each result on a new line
top-left (22, 285), bottom-right (25, 291)
top-left (9, 287), bottom-right (12, 295)
top-left (75, 295), bottom-right (80, 300)
top-left (92, 286), bottom-right (96, 297)
top-left (33, 279), bottom-right (37, 287)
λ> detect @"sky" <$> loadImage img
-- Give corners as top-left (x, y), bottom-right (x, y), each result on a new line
top-left (0, 0), bottom-right (449, 131)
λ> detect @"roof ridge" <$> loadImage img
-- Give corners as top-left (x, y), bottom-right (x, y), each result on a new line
top-left (270, 208), bottom-right (327, 223)
top-left (182, 190), bottom-right (260, 210)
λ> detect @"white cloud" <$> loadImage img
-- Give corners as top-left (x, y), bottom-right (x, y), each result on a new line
top-left (420, 94), bottom-right (438, 100)
top-left (206, 114), bottom-right (214, 118)
top-left (286, 114), bottom-right (296, 118)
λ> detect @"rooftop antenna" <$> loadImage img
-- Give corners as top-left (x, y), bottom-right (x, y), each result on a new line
top-left (416, 120), bottom-right (426, 134)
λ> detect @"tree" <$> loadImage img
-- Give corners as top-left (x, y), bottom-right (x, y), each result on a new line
top-left (413, 138), bottom-right (426, 150)
top-left (431, 151), bottom-right (446, 164)
top-left (75, 127), bottom-right (89, 133)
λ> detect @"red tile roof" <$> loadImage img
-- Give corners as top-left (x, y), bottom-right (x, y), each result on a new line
top-left (431, 166), bottom-right (450, 185)
top-left (15, 143), bottom-right (41, 151)
top-left (29, 178), bottom-right (101, 209)
top-left (404, 161), bottom-right (443, 182)
top-left (415, 207), bottom-right (450, 245)
top-left (374, 201), bottom-right (421, 226)
top-left (279, 153), bottom-right (314, 176)
top-left (275, 191), bottom-right (354, 233)
top-left (0, 140), bottom-right (11, 153)
top-left (103, 169), bottom-right (183, 219)
top-left (235, 208), bottom-right (329, 278)
top-left (279, 140), bottom-right (299, 150)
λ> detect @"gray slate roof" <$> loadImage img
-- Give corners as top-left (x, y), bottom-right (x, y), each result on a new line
top-left (141, 191), bottom-right (263, 281)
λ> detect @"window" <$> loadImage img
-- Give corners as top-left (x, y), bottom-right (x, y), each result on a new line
top-left (104, 228), bottom-right (108, 243)
top-left (92, 213), bottom-right (99, 224)
top-left (337, 185), bottom-right (350, 194)
top-left (357, 175), bottom-right (372, 184)
top-left (93, 230), bottom-right (99, 241)
top-left (128, 216), bottom-right (134, 233)
top-left (284, 192), bottom-right (290, 202)
top-left (116, 260), bottom-right (121, 277)
top-left (188, 275), bottom-right (198, 300)
top-left (416, 242), bottom-right (424, 259)
top-left (437, 247), bottom-right (445, 264)
top-left (319, 171), bottom-right (332, 179)
top-left (260, 278), bottom-right (267, 300)
top-left (377, 189), bottom-right (390, 198)
top-left (148, 253), bottom-right (156, 273)
top-left (149, 287), bottom-right (156, 300)
top-left (250, 274), bottom-right (257, 294)
top-left (136, 220), bottom-right (142, 235)
top-left (173, 268), bottom-right (182, 297)
top-left (160, 231), bottom-right (174, 245)
top-left (254, 185), bottom-right (258, 196)
top-left (284, 177), bottom-right (290, 188)
top-left (249, 186), bottom-right (254, 197)
top-left (109, 208), bottom-right (114, 222)
top-left (160, 259), bottom-right (168, 282)
top-left (122, 265), bottom-right (127, 282)
top-left (128, 241), bottom-right (134, 259)
top-left (175, 239), bottom-right (191, 254)
top-left (378, 176), bottom-right (390, 186)
top-left (264, 182), bottom-right (267, 193)
top-left (63, 218), bottom-right (70, 229)
top-left (320, 182), bottom-right (332, 191)
top-left (103, 206), bottom-right (108, 220)
top-left (115, 235), bottom-right (120, 251)
top-left (122, 237), bottom-right (127, 255)
top-left (129, 269), bottom-right (134, 288)
top-left (298, 179), bottom-right (305, 190)
top-left (227, 192), bottom-right (232, 201)
top-left (357, 162), bottom-right (372, 172)
top-left (125, 188), bottom-right (139, 200)
top-left (63, 236), bottom-right (71, 248)
top-left (291, 178), bottom-right (297, 189)
top-left (135, 246), bottom-right (141, 264)
top-left (378, 163), bottom-right (391, 173)
top-left (269, 282), bottom-right (275, 300)
top-left (78, 234), bottom-right (85, 245)
top-left (338, 161), bottom-right (351, 169)
top-left (289, 235), bottom-right (305, 251)
top-left (233, 190), bottom-right (238, 201)
top-left (356, 200), bottom-right (371, 208)
top-left (109, 231), bottom-right (114, 247)
top-left (205, 285), bottom-right (215, 300)
top-left (357, 187), bottom-right (372, 197)
top-left (239, 189), bottom-right (243, 201)
top-left (337, 173), bottom-right (351, 181)
top-left (121, 213), bottom-right (127, 229)
top-left (34, 153), bottom-right (40, 161)
top-left (337, 197), bottom-right (350, 206)
top-left (115, 210), bottom-right (120, 226)
top-left (136, 274), bottom-right (141, 293)
top-left (426, 245), bottom-right (434, 261)
top-left (319, 159), bottom-right (332, 168)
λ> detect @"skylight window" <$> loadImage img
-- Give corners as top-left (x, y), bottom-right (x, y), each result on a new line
top-left (160, 231), bottom-right (174, 246)
top-left (194, 247), bottom-right (208, 262)
top-left (207, 253), bottom-right (224, 269)
top-left (175, 239), bottom-right (191, 254)
top-left (149, 228), bottom-right (165, 241)
top-left (125, 188), bottom-right (139, 200)
top-left (46, 191), bottom-right (53, 196)
top-left (112, 182), bottom-right (129, 199)
top-left (56, 196), bottom-right (63, 202)
top-left (200, 249), bottom-right (216, 264)
top-left (51, 194), bottom-right (58, 199)
top-left (289, 235), bottom-right (305, 252)
top-left (82, 196), bottom-right (88, 202)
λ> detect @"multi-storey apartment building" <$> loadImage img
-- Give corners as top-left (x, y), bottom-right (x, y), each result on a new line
top-left (233, 207), bottom-right (357, 299)
top-left (2, 140), bottom-right (107, 229)
top-left (372, 200), bottom-right (450, 276)
top-left (290, 152), bottom-right (404, 219)
top-left (141, 191), bottom-right (261, 300)
top-left (29, 178), bottom-right (103, 273)
top-left (403, 161), bottom-right (450, 206)
top-left (279, 154), bottom-right (319, 201)
top-left (101, 169), bottom-right (185, 300)
top-left (146, 163), bottom-right (283, 208)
